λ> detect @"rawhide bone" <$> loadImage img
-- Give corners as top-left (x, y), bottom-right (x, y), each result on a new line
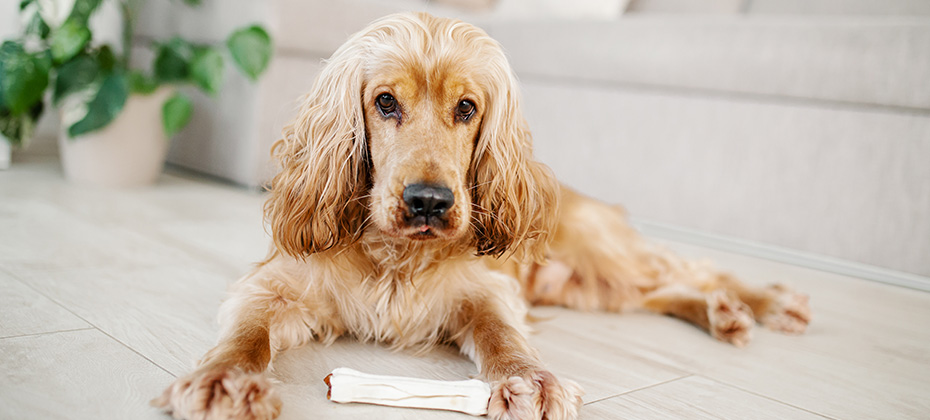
top-left (324, 367), bottom-right (491, 416)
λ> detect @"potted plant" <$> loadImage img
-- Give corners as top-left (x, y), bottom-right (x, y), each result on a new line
top-left (0, 0), bottom-right (272, 185)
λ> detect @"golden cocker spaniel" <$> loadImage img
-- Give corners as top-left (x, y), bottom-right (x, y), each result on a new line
top-left (155, 12), bottom-right (811, 420)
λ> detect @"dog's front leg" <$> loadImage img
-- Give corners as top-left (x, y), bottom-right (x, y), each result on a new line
top-left (456, 299), bottom-right (583, 420)
top-left (153, 266), bottom-right (324, 420)
top-left (153, 304), bottom-right (281, 420)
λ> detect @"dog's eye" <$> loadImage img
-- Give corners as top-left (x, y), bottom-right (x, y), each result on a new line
top-left (376, 93), bottom-right (397, 116)
top-left (456, 100), bottom-right (475, 121)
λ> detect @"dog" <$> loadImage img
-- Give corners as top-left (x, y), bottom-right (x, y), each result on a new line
top-left (154, 12), bottom-right (811, 420)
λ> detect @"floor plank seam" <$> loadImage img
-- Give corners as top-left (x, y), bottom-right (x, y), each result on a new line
top-left (0, 327), bottom-right (96, 341)
top-left (6, 271), bottom-right (180, 379)
top-left (86, 325), bottom-right (181, 379)
top-left (583, 374), bottom-right (695, 406)
top-left (699, 374), bottom-right (839, 420)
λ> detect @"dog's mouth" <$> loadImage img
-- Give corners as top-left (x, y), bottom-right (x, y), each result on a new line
top-left (401, 214), bottom-right (450, 240)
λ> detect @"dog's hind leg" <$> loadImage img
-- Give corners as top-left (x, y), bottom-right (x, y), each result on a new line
top-left (713, 273), bottom-right (811, 334)
top-left (525, 187), bottom-right (810, 338)
top-left (641, 284), bottom-right (755, 347)
top-left (153, 263), bottom-right (326, 420)
top-left (520, 187), bottom-right (655, 312)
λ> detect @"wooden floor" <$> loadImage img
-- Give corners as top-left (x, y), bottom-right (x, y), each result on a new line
top-left (2, 157), bottom-right (928, 420)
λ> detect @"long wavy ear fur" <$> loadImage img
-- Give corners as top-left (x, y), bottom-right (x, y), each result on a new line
top-left (264, 40), bottom-right (369, 258)
top-left (471, 48), bottom-right (560, 262)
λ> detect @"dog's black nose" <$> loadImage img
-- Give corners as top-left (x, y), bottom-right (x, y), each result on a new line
top-left (403, 184), bottom-right (454, 218)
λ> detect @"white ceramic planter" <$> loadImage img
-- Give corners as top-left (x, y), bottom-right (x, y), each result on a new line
top-left (59, 88), bottom-right (173, 187)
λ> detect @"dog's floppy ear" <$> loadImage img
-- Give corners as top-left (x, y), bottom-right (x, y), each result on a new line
top-left (265, 42), bottom-right (369, 258)
top-left (471, 59), bottom-right (560, 262)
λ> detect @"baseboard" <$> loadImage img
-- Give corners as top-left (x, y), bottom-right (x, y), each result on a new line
top-left (631, 218), bottom-right (930, 293)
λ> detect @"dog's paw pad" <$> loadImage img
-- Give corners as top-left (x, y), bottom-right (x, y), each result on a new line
top-left (488, 370), bottom-right (583, 420)
top-left (707, 290), bottom-right (754, 347)
top-left (488, 376), bottom-right (536, 420)
top-left (760, 285), bottom-right (811, 334)
top-left (152, 367), bottom-right (281, 420)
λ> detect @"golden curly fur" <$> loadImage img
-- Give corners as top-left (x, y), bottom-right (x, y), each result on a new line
top-left (154, 12), bottom-right (810, 420)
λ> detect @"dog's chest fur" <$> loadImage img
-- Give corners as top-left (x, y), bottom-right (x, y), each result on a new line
top-left (320, 237), bottom-right (488, 351)
top-left (257, 234), bottom-right (528, 354)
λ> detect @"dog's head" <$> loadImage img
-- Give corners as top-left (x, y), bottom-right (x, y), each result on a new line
top-left (266, 12), bottom-right (559, 261)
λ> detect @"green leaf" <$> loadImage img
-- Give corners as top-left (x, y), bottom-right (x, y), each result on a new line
top-left (68, 0), bottom-right (103, 25)
top-left (0, 102), bottom-right (43, 147)
top-left (190, 47), bottom-right (224, 95)
top-left (162, 92), bottom-right (192, 138)
top-left (97, 45), bottom-right (117, 71)
top-left (68, 72), bottom-right (128, 137)
top-left (50, 19), bottom-right (91, 63)
top-left (180, 0), bottom-right (202, 5)
top-left (24, 9), bottom-right (51, 40)
top-left (0, 41), bottom-right (49, 115)
top-left (227, 25), bottom-right (272, 81)
top-left (34, 49), bottom-right (52, 72)
top-left (128, 71), bottom-right (159, 95)
top-left (0, 108), bottom-right (33, 147)
top-left (53, 54), bottom-right (100, 105)
top-left (154, 38), bottom-right (193, 82)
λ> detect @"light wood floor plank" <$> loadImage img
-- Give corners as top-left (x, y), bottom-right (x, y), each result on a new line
top-left (6, 264), bottom-right (231, 377)
top-left (582, 375), bottom-right (828, 419)
top-left (0, 270), bottom-right (89, 338)
top-left (0, 198), bottom-right (200, 271)
top-left (530, 314), bottom-right (689, 402)
top-left (0, 160), bottom-right (265, 276)
top-left (0, 328), bottom-right (173, 419)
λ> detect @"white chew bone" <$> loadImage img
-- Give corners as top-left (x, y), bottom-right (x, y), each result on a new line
top-left (324, 367), bottom-right (491, 416)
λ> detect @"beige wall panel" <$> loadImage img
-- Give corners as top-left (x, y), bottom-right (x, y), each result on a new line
top-left (626, 0), bottom-right (744, 14)
top-left (521, 81), bottom-right (930, 276)
top-left (487, 19), bottom-right (930, 110)
top-left (749, 0), bottom-right (930, 16)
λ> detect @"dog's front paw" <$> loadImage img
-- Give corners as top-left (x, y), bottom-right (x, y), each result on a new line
top-left (707, 290), bottom-right (754, 347)
top-left (152, 366), bottom-right (281, 420)
top-left (487, 370), bottom-right (583, 420)
top-left (759, 284), bottom-right (811, 334)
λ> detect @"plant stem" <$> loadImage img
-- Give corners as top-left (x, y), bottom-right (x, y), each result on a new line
top-left (119, 0), bottom-right (134, 68)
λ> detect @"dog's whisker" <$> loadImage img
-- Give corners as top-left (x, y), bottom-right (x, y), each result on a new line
top-left (467, 179), bottom-right (495, 191)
